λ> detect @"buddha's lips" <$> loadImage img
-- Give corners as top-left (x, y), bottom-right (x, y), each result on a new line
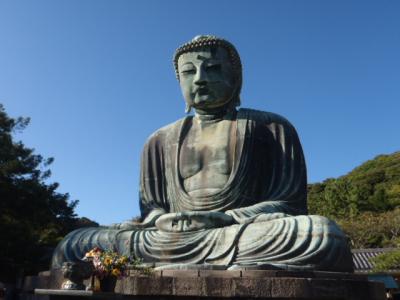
top-left (196, 88), bottom-right (210, 95)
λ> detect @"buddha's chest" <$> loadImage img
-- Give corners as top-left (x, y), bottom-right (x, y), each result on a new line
top-left (179, 119), bottom-right (236, 180)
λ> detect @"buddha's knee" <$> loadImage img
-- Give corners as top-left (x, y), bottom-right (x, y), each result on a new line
top-left (51, 227), bottom-right (132, 269)
top-left (306, 215), bottom-right (346, 236)
top-left (242, 214), bottom-right (346, 240)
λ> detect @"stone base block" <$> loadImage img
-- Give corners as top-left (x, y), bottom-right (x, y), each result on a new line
top-left (25, 270), bottom-right (385, 300)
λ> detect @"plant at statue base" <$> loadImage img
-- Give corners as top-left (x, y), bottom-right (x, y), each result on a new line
top-left (83, 248), bottom-right (133, 279)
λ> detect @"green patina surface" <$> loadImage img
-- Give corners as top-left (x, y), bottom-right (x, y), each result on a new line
top-left (52, 36), bottom-right (353, 272)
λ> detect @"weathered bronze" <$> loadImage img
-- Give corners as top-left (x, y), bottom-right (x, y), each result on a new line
top-left (52, 35), bottom-right (353, 272)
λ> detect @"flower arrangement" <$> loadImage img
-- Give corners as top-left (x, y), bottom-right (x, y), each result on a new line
top-left (84, 247), bottom-right (130, 279)
top-left (83, 247), bottom-right (152, 292)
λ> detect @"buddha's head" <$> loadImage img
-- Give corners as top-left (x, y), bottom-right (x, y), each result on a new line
top-left (174, 35), bottom-right (242, 114)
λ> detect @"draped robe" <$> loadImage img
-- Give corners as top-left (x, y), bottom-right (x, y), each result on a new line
top-left (51, 108), bottom-right (353, 272)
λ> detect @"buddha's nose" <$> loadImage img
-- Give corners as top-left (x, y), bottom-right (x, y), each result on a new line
top-left (194, 68), bottom-right (208, 86)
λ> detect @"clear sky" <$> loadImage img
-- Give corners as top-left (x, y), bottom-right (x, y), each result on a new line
top-left (1, 1), bottom-right (399, 225)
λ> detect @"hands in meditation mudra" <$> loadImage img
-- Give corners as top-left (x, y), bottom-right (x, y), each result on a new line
top-left (52, 36), bottom-right (353, 272)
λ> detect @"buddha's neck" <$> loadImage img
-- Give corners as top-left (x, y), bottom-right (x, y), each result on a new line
top-left (194, 107), bottom-right (236, 123)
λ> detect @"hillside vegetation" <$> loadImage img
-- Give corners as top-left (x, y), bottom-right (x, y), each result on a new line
top-left (308, 152), bottom-right (400, 249)
top-left (0, 104), bottom-right (98, 283)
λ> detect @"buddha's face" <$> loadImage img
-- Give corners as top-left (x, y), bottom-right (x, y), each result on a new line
top-left (178, 47), bottom-right (236, 112)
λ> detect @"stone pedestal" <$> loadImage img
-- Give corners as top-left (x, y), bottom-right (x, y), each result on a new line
top-left (24, 269), bottom-right (385, 300)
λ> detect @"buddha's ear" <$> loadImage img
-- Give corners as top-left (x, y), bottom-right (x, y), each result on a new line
top-left (235, 96), bottom-right (241, 107)
top-left (185, 103), bottom-right (192, 114)
top-left (231, 81), bottom-right (241, 108)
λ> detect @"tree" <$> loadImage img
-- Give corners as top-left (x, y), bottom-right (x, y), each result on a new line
top-left (0, 104), bottom-right (97, 283)
top-left (337, 208), bottom-right (400, 248)
top-left (372, 250), bottom-right (400, 272)
top-left (308, 151), bottom-right (400, 249)
top-left (308, 151), bottom-right (400, 219)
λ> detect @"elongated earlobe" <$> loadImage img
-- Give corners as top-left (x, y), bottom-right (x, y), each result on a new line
top-left (185, 103), bottom-right (192, 114)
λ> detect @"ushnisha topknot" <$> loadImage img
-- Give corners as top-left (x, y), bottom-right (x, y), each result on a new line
top-left (173, 35), bottom-right (243, 107)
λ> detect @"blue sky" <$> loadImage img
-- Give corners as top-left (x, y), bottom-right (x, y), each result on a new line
top-left (1, 1), bottom-right (399, 225)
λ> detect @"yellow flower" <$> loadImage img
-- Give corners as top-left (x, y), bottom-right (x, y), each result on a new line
top-left (119, 256), bottom-right (128, 264)
top-left (111, 269), bottom-right (121, 277)
top-left (103, 257), bottom-right (112, 266)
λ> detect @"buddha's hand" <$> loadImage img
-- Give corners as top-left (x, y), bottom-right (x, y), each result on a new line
top-left (109, 221), bottom-right (145, 230)
top-left (109, 209), bottom-right (166, 230)
top-left (155, 211), bottom-right (235, 232)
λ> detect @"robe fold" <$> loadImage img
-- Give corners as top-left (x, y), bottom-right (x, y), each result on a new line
top-left (51, 108), bottom-right (353, 272)
top-left (140, 108), bottom-right (307, 217)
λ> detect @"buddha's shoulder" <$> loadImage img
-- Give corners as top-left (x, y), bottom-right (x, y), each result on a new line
top-left (239, 108), bottom-right (294, 127)
top-left (144, 117), bottom-right (187, 145)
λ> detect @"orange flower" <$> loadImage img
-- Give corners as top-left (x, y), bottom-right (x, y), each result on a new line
top-left (85, 247), bottom-right (103, 258)
top-left (111, 269), bottom-right (121, 277)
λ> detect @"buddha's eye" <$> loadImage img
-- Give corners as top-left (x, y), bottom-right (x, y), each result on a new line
top-left (181, 69), bottom-right (195, 75)
top-left (206, 64), bottom-right (221, 71)
top-left (180, 66), bottom-right (196, 75)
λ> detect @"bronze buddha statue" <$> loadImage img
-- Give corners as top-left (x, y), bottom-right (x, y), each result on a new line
top-left (52, 36), bottom-right (353, 272)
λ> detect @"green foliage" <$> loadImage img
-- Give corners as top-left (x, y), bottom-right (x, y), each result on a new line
top-left (308, 151), bottom-right (400, 249)
top-left (372, 249), bottom-right (400, 272)
top-left (0, 104), bottom-right (98, 283)
top-left (337, 208), bottom-right (400, 248)
top-left (308, 152), bottom-right (400, 219)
